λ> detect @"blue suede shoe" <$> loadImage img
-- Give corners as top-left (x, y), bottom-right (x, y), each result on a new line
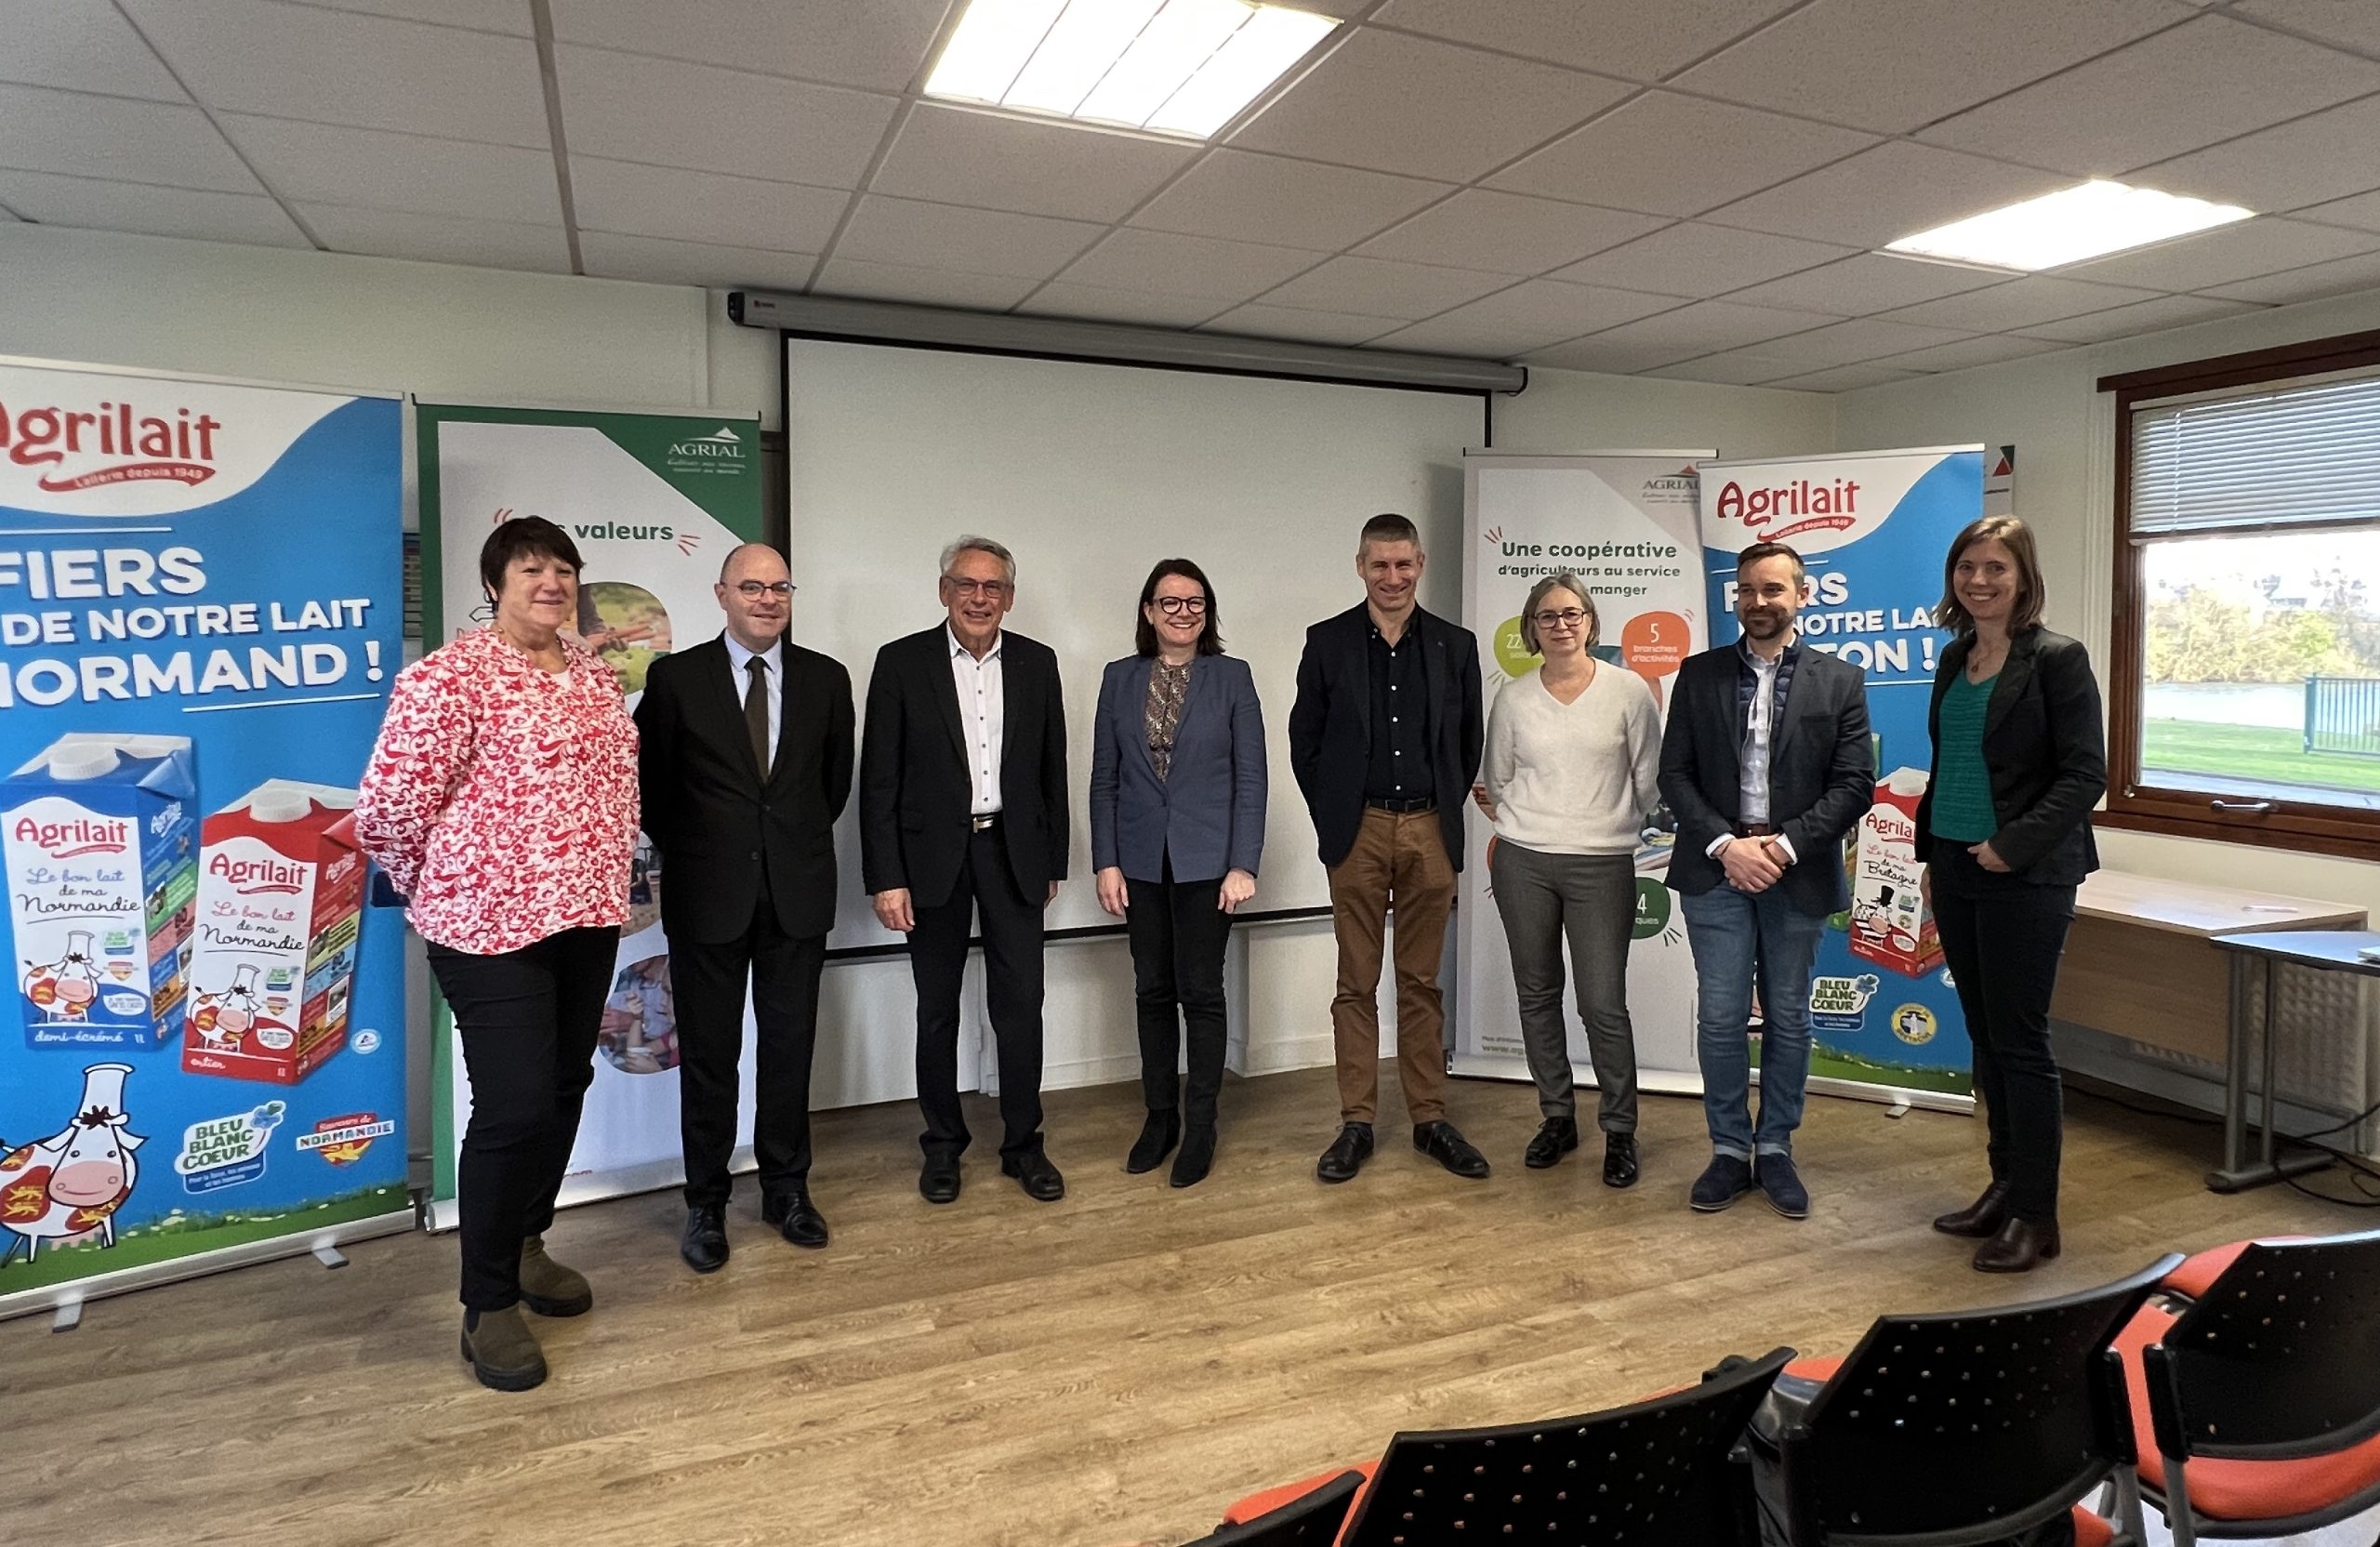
top-left (1758, 1153), bottom-right (1810, 1219)
top-left (1689, 1154), bottom-right (1755, 1211)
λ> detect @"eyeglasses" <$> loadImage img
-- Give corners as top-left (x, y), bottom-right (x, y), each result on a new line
top-left (1532, 608), bottom-right (1589, 628)
top-left (944, 576), bottom-right (1012, 599)
top-left (733, 581), bottom-right (795, 599)
top-left (1153, 596), bottom-right (1209, 615)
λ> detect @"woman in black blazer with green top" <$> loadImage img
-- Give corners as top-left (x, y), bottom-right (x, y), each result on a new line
top-left (1915, 516), bottom-right (2106, 1275)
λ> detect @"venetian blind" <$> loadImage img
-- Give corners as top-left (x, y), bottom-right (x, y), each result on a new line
top-left (2132, 364), bottom-right (2380, 535)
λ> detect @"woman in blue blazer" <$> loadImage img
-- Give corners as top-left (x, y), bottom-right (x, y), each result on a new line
top-left (1091, 559), bottom-right (1267, 1187)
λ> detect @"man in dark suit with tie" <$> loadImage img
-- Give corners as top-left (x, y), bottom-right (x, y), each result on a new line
top-left (1289, 512), bottom-right (1487, 1186)
top-left (636, 542), bottom-right (854, 1275)
top-left (861, 536), bottom-right (1069, 1206)
top-left (1659, 540), bottom-right (1871, 1222)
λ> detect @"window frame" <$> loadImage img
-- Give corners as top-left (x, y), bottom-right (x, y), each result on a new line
top-left (2102, 325), bottom-right (2380, 861)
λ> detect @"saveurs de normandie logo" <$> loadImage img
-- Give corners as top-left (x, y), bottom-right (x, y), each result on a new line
top-left (0, 395), bottom-right (225, 494)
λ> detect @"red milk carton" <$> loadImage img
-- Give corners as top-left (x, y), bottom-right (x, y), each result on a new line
top-left (181, 781), bottom-right (364, 1085)
top-left (1848, 767), bottom-right (1943, 978)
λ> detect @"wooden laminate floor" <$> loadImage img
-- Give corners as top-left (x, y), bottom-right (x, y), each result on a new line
top-left (5, 1064), bottom-right (2361, 1547)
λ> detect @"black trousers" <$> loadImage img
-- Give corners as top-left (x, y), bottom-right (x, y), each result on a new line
top-left (1125, 857), bottom-right (1232, 1125)
top-left (909, 822), bottom-right (1045, 1162)
top-left (428, 925), bottom-right (619, 1313)
top-left (1931, 845), bottom-right (2077, 1223)
top-left (671, 875), bottom-right (826, 1210)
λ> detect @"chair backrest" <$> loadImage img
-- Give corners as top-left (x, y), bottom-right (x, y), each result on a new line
top-left (1782, 1255), bottom-right (2180, 1545)
top-left (2143, 1228), bottom-right (2380, 1463)
top-left (1185, 1470), bottom-right (1366, 1547)
top-left (1339, 1348), bottom-right (1792, 1547)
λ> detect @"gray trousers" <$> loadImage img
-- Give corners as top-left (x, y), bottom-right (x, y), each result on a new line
top-left (1488, 841), bottom-right (1640, 1132)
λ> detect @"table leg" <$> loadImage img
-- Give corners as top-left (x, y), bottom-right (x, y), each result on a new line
top-left (2207, 954), bottom-right (2332, 1193)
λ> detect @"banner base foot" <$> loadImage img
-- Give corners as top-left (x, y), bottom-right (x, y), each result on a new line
top-left (1886, 1099), bottom-right (1911, 1118)
top-left (51, 1298), bottom-right (83, 1334)
top-left (311, 1244), bottom-right (350, 1270)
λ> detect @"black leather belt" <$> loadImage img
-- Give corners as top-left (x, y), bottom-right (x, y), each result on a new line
top-left (1739, 823), bottom-right (1778, 837)
top-left (1367, 796), bottom-right (1437, 813)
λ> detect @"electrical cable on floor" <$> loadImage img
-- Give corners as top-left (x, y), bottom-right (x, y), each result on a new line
top-left (2063, 1077), bottom-right (2380, 1209)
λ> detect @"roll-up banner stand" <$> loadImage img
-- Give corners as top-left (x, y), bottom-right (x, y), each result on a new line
top-left (1696, 446), bottom-right (1983, 1113)
top-left (416, 403), bottom-right (763, 1231)
top-left (0, 356), bottom-right (411, 1323)
top-left (1454, 452), bottom-right (1713, 1095)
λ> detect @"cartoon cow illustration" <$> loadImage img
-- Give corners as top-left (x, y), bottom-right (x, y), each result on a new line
top-left (0, 1063), bottom-right (144, 1265)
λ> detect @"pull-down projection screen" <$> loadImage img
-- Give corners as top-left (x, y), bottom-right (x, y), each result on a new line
top-left (783, 337), bottom-right (1480, 945)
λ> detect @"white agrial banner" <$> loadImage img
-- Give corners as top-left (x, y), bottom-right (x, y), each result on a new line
top-left (1454, 452), bottom-right (1713, 1097)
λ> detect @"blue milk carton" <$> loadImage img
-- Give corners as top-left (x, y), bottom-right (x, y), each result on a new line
top-left (4, 734), bottom-right (200, 1048)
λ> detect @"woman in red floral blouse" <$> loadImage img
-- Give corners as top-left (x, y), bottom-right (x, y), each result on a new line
top-left (356, 515), bottom-right (639, 1392)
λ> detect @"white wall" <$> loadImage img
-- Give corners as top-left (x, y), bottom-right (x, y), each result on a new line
top-left (1495, 364), bottom-right (1837, 461)
top-left (1833, 285), bottom-right (2380, 920)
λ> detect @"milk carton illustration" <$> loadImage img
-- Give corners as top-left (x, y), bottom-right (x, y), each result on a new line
top-left (181, 781), bottom-right (364, 1085)
top-left (1849, 767), bottom-right (1943, 978)
top-left (5, 734), bottom-right (199, 1048)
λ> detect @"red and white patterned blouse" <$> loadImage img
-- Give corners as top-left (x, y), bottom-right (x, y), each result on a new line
top-left (355, 627), bottom-right (641, 955)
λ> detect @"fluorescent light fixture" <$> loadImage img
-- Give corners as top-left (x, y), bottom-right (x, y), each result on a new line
top-left (927, 0), bottom-right (1338, 139)
top-left (1885, 178), bottom-right (2255, 271)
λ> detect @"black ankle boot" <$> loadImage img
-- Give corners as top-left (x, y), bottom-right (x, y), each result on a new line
top-left (1933, 1179), bottom-right (2010, 1237)
top-left (1170, 1123), bottom-right (1215, 1187)
top-left (1974, 1216), bottom-right (2060, 1273)
top-left (1126, 1110), bottom-right (1180, 1173)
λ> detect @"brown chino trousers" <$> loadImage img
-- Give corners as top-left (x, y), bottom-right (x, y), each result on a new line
top-left (1327, 805), bottom-right (1456, 1125)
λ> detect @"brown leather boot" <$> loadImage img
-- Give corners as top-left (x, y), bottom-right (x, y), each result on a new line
top-left (519, 1234), bottom-right (592, 1317)
top-left (1974, 1216), bottom-right (2061, 1274)
top-left (1932, 1180), bottom-right (2011, 1238)
top-left (460, 1305), bottom-right (549, 1391)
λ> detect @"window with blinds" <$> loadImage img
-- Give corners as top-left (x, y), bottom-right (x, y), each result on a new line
top-left (2132, 367), bottom-right (2380, 536)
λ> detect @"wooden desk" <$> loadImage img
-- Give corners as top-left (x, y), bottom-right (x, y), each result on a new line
top-left (2052, 870), bottom-right (2365, 1064)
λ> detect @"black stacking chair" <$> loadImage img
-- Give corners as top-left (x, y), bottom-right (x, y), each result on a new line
top-left (1330, 1347), bottom-right (1792, 1546)
top-left (1772, 1255), bottom-right (2181, 1547)
top-left (2138, 1228), bottom-right (2380, 1546)
top-left (1184, 1470), bottom-right (1365, 1547)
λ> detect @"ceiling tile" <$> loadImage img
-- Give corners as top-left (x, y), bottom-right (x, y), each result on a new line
top-left (549, 0), bottom-right (945, 90)
top-left (221, 113), bottom-right (562, 223)
top-left (1199, 303), bottom-right (1406, 346)
top-left (867, 103), bottom-right (1195, 224)
top-left (1765, 364), bottom-right (1929, 391)
top-left (579, 231), bottom-right (817, 289)
top-left (1916, 17), bottom-right (2380, 176)
top-left (1056, 230), bottom-right (1321, 303)
top-left (1876, 275), bottom-right (2162, 330)
top-left (1644, 350), bottom-right (1813, 385)
top-left (2231, 0), bottom-right (2380, 54)
top-left (1356, 190), bottom-right (1670, 275)
top-left (1523, 335), bottom-right (1739, 373)
top-left (2135, 96), bottom-right (2380, 215)
top-left (1875, 334), bottom-right (2070, 372)
top-left (834, 196), bottom-right (1104, 281)
top-left (1231, 30), bottom-right (1629, 184)
top-left (1370, 0), bottom-right (1805, 84)
top-left (0, 169), bottom-right (309, 247)
top-left (2200, 248), bottom-right (2380, 305)
top-left (121, 0), bottom-right (549, 145)
top-left (1749, 316), bottom-right (1979, 368)
top-left (572, 158), bottom-right (847, 252)
top-left (2294, 191), bottom-right (2380, 233)
top-left (1563, 298), bottom-right (1835, 365)
top-left (1551, 223), bottom-right (1856, 298)
top-left (2062, 216), bottom-right (2380, 289)
top-left (0, 85), bottom-right (257, 192)
top-left (1721, 253), bottom-right (2007, 315)
top-left (1669, 0), bottom-right (2191, 135)
top-left (1704, 142), bottom-right (2073, 246)
top-left (1130, 151), bottom-right (1451, 251)
top-left (293, 2), bottom-right (531, 30)
top-left (557, 44), bottom-right (895, 186)
top-left (812, 258), bottom-right (1038, 311)
top-left (1257, 257), bottom-right (1514, 319)
top-left (1368, 280), bottom-right (1684, 356)
top-left (300, 204), bottom-right (571, 271)
top-left (1016, 284), bottom-right (1223, 329)
top-left (3, 0), bottom-right (187, 99)
top-left (2015, 293), bottom-right (2267, 342)
top-left (1488, 92), bottom-right (1876, 218)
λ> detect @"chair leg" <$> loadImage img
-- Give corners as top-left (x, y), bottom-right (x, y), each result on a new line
top-left (2110, 1465), bottom-right (2148, 1547)
top-left (2164, 1457), bottom-right (2197, 1547)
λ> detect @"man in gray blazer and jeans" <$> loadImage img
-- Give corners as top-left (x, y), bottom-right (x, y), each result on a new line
top-left (1659, 541), bottom-right (1871, 1220)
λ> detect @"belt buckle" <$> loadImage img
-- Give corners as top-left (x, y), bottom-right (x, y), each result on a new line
top-left (972, 813), bottom-right (997, 831)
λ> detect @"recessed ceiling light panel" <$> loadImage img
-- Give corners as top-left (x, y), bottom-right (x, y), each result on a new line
top-left (1885, 179), bottom-right (2254, 271)
top-left (926, 0), bottom-right (1338, 139)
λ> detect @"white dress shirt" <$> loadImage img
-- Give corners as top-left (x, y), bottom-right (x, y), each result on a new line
top-left (1707, 634), bottom-right (1798, 865)
top-left (723, 631), bottom-right (783, 774)
top-left (949, 625), bottom-right (1004, 814)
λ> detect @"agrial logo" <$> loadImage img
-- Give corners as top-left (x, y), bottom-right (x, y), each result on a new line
top-left (0, 397), bottom-right (224, 494)
top-left (668, 426), bottom-right (746, 460)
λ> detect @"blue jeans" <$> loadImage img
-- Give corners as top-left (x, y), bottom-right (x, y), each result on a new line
top-left (1679, 886), bottom-right (1827, 1161)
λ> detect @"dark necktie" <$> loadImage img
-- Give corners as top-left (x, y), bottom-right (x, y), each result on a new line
top-left (744, 655), bottom-right (771, 780)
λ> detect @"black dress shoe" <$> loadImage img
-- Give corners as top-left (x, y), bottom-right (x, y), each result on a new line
top-left (1974, 1216), bottom-right (2060, 1273)
top-left (1001, 1149), bottom-right (1066, 1201)
top-left (1170, 1123), bottom-right (1216, 1188)
top-left (1125, 1111), bottom-right (1181, 1174)
top-left (679, 1205), bottom-right (729, 1275)
top-left (1316, 1122), bottom-right (1374, 1183)
top-left (1603, 1132), bottom-right (1640, 1189)
top-left (1933, 1179), bottom-right (2011, 1237)
top-left (1415, 1120), bottom-right (1491, 1179)
top-left (919, 1154), bottom-right (962, 1205)
top-left (761, 1187), bottom-right (829, 1249)
top-left (1524, 1117), bottom-right (1580, 1170)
